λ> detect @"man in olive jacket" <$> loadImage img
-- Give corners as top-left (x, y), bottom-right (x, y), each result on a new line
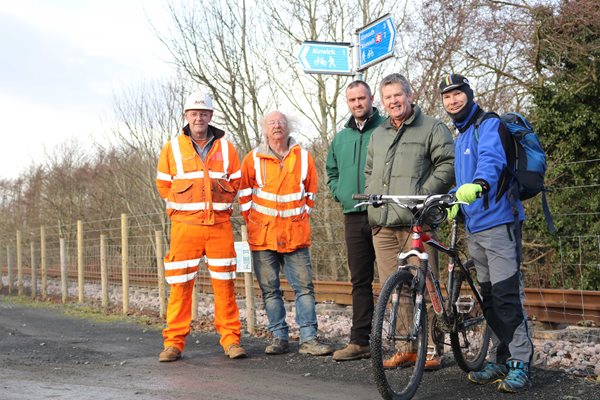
top-left (326, 80), bottom-right (386, 361)
top-left (365, 73), bottom-right (454, 369)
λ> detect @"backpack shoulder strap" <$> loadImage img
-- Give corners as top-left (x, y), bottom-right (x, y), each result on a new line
top-left (473, 111), bottom-right (500, 142)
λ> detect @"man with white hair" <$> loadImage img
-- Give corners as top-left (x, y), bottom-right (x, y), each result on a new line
top-left (239, 111), bottom-right (333, 356)
top-left (156, 90), bottom-right (246, 362)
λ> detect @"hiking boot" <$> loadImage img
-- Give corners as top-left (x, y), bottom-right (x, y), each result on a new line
top-left (159, 346), bottom-right (181, 362)
top-left (497, 361), bottom-right (530, 393)
top-left (332, 343), bottom-right (370, 361)
top-left (265, 337), bottom-right (289, 355)
top-left (225, 343), bottom-right (247, 359)
top-left (467, 362), bottom-right (508, 385)
top-left (298, 338), bottom-right (333, 356)
top-left (424, 355), bottom-right (443, 371)
top-left (383, 352), bottom-right (417, 369)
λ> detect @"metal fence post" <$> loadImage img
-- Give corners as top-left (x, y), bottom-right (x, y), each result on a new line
top-left (7, 244), bottom-right (13, 294)
top-left (100, 234), bottom-right (109, 309)
top-left (121, 213), bottom-right (129, 314)
top-left (30, 241), bottom-right (37, 299)
top-left (60, 237), bottom-right (67, 304)
top-left (16, 230), bottom-right (22, 296)
top-left (241, 225), bottom-right (256, 334)
top-left (77, 220), bottom-right (84, 303)
top-left (155, 230), bottom-right (167, 319)
top-left (40, 226), bottom-right (47, 300)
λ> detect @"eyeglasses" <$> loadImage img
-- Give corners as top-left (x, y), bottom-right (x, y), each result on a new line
top-left (188, 111), bottom-right (212, 119)
top-left (267, 119), bottom-right (288, 126)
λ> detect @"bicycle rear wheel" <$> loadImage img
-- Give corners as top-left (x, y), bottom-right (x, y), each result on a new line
top-left (450, 260), bottom-right (491, 372)
top-left (371, 269), bottom-right (427, 400)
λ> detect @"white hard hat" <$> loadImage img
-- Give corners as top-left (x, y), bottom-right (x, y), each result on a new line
top-left (184, 91), bottom-right (214, 112)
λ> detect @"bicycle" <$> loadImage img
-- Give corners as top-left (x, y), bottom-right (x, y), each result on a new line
top-left (353, 193), bottom-right (491, 400)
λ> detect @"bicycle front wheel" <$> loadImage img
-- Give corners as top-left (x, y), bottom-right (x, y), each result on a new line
top-left (450, 260), bottom-right (491, 372)
top-left (371, 269), bottom-right (427, 400)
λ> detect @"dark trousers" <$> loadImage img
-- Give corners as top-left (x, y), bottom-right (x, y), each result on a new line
top-left (344, 212), bottom-right (376, 346)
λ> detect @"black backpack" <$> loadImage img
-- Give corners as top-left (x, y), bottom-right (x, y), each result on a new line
top-left (475, 111), bottom-right (556, 233)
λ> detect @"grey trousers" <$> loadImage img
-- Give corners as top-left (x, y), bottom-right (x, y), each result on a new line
top-left (467, 223), bottom-right (534, 365)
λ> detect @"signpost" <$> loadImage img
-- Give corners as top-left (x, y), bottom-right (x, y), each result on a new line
top-left (297, 41), bottom-right (352, 75)
top-left (297, 14), bottom-right (396, 78)
top-left (356, 14), bottom-right (397, 71)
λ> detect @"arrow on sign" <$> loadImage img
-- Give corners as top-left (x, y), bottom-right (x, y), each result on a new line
top-left (297, 41), bottom-right (352, 75)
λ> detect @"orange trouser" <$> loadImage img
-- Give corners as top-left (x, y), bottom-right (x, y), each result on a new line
top-left (162, 220), bottom-right (241, 352)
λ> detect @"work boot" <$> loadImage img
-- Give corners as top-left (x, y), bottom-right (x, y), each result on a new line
top-left (265, 337), bottom-right (290, 355)
top-left (298, 338), bottom-right (334, 356)
top-left (496, 361), bottom-right (530, 393)
top-left (159, 346), bottom-right (181, 362)
top-left (332, 343), bottom-right (370, 361)
top-left (225, 343), bottom-right (247, 359)
top-left (467, 362), bottom-right (508, 385)
top-left (383, 352), bottom-right (417, 369)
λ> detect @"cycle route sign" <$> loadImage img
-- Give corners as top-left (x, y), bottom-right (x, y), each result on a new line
top-left (357, 14), bottom-right (397, 71)
top-left (297, 41), bottom-right (353, 75)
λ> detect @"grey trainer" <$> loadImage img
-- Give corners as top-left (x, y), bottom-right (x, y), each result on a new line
top-left (298, 338), bottom-right (334, 356)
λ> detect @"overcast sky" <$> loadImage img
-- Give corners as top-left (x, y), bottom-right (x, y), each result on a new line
top-left (0, 0), bottom-right (173, 179)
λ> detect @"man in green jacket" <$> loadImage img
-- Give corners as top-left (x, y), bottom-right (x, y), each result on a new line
top-left (365, 73), bottom-right (455, 370)
top-left (326, 80), bottom-right (385, 361)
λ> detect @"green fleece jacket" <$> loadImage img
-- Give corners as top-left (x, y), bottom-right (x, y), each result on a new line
top-left (326, 109), bottom-right (386, 214)
top-left (365, 105), bottom-right (455, 227)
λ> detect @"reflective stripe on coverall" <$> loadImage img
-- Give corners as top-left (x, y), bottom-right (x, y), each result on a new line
top-left (156, 130), bottom-right (242, 351)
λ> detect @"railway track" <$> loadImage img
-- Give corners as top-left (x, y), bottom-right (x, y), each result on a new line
top-left (2, 268), bottom-right (598, 325)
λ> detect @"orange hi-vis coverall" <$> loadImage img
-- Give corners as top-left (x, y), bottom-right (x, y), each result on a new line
top-left (156, 125), bottom-right (242, 352)
top-left (238, 139), bottom-right (317, 252)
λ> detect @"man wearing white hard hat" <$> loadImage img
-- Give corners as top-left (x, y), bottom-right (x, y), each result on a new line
top-left (156, 91), bottom-right (246, 361)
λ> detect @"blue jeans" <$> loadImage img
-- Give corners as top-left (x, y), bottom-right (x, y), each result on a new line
top-left (252, 248), bottom-right (317, 344)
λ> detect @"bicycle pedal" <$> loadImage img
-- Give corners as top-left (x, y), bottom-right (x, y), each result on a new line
top-left (455, 295), bottom-right (474, 314)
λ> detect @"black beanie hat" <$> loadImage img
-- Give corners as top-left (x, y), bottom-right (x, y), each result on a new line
top-left (439, 74), bottom-right (474, 122)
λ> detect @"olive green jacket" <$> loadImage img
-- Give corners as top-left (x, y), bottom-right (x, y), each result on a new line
top-left (364, 105), bottom-right (455, 227)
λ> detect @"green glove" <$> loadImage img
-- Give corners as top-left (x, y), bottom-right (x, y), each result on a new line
top-left (447, 204), bottom-right (459, 220)
top-left (456, 183), bottom-right (483, 204)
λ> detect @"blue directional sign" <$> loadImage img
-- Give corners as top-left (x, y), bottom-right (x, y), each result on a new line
top-left (297, 41), bottom-right (352, 75)
top-left (357, 14), bottom-right (396, 71)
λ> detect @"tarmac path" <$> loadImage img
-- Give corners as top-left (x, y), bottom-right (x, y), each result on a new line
top-left (0, 296), bottom-right (597, 400)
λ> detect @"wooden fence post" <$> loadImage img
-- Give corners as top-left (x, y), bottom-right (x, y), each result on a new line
top-left (7, 244), bottom-right (13, 294)
top-left (100, 234), bottom-right (109, 310)
top-left (242, 225), bottom-right (256, 334)
top-left (30, 241), bottom-right (37, 299)
top-left (40, 226), bottom-right (47, 300)
top-left (60, 238), bottom-right (67, 304)
top-left (155, 231), bottom-right (167, 319)
top-left (121, 213), bottom-right (129, 314)
top-left (77, 220), bottom-right (84, 303)
top-left (16, 230), bottom-right (23, 296)
top-left (0, 242), bottom-right (4, 291)
top-left (192, 277), bottom-right (198, 321)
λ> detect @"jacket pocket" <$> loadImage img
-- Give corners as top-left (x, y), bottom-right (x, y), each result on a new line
top-left (247, 214), bottom-right (269, 246)
top-left (169, 179), bottom-right (194, 203)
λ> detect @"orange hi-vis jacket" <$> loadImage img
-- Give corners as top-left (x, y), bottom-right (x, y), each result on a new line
top-left (156, 125), bottom-right (241, 227)
top-left (238, 139), bottom-right (317, 253)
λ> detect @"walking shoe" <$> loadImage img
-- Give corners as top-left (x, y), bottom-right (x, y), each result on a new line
top-left (424, 355), bottom-right (443, 371)
top-left (467, 362), bottom-right (508, 385)
top-left (497, 361), bottom-right (530, 393)
top-left (298, 338), bottom-right (334, 356)
top-left (159, 346), bottom-right (181, 362)
top-left (225, 343), bottom-right (247, 359)
top-left (383, 352), bottom-right (417, 369)
top-left (332, 343), bottom-right (370, 361)
top-left (265, 337), bottom-right (289, 355)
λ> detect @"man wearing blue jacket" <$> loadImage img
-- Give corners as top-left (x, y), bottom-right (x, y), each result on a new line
top-left (440, 74), bottom-right (533, 393)
top-left (326, 80), bottom-right (385, 361)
